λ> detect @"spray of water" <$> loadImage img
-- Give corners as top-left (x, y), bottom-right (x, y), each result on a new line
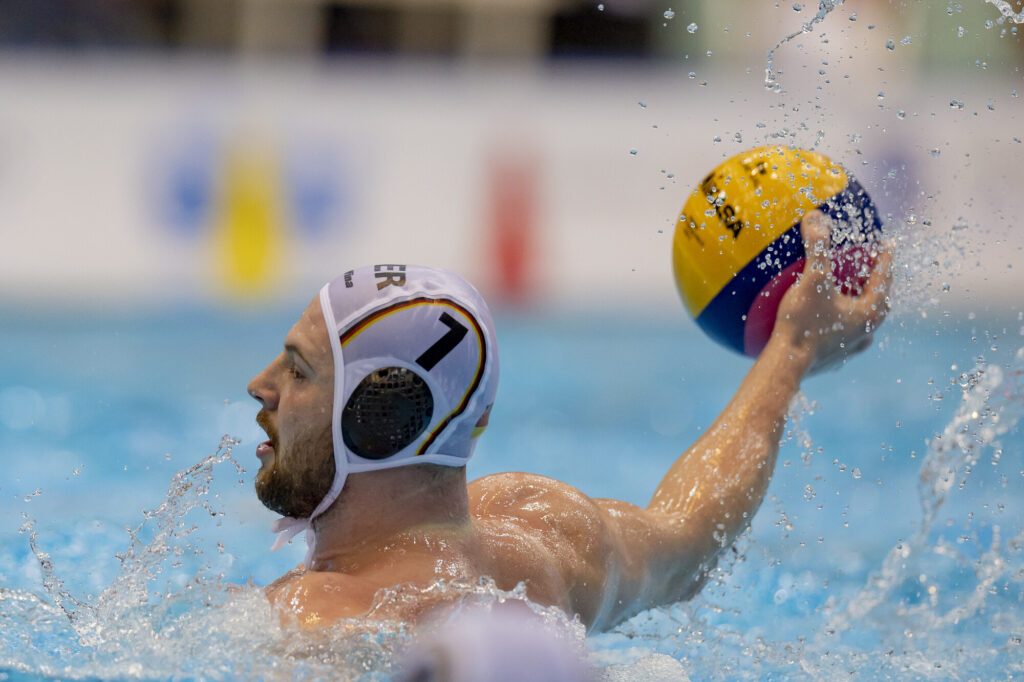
top-left (986, 0), bottom-right (1024, 23)
top-left (600, 347), bottom-right (1024, 679)
top-left (816, 351), bottom-right (1024, 646)
top-left (0, 435), bottom-right (584, 680)
top-left (765, 0), bottom-right (845, 92)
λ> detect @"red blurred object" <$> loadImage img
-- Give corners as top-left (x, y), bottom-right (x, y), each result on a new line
top-left (488, 151), bottom-right (538, 305)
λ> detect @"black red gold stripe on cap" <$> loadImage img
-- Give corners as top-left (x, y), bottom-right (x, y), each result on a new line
top-left (339, 297), bottom-right (487, 456)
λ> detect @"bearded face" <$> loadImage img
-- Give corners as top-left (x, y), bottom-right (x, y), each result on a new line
top-left (248, 297), bottom-right (340, 520)
top-left (255, 408), bottom-right (336, 518)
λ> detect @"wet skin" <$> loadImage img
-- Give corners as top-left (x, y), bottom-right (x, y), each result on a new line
top-left (249, 211), bottom-right (893, 632)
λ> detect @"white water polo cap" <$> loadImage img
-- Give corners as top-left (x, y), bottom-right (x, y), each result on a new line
top-left (271, 264), bottom-right (499, 555)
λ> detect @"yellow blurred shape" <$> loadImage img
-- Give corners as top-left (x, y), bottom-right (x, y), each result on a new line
top-left (213, 144), bottom-right (284, 298)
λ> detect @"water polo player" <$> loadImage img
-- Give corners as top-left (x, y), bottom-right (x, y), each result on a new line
top-left (247, 212), bottom-right (892, 630)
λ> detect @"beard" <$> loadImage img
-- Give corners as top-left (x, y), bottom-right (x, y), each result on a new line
top-left (255, 410), bottom-right (336, 518)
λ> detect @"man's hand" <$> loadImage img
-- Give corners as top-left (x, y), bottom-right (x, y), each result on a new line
top-left (774, 210), bottom-right (894, 374)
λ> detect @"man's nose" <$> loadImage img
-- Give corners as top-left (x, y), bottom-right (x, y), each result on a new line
top-left (247, 367), bottom-right (279, 410)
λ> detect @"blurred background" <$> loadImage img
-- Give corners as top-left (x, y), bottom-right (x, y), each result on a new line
top-left (0, 0), bottom-right (1020, 311)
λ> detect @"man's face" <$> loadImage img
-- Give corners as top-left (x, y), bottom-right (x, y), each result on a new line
top-left (247, 298), bottom-right (336, 518)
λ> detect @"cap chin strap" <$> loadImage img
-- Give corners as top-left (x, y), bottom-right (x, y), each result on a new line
top-left (269, 465), bottom-right (350, 565)
top-left (267, 284), bottom-right (350, 565)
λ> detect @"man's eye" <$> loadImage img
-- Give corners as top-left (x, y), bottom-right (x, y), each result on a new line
top-left (287, 366), bottom-right (306, 381)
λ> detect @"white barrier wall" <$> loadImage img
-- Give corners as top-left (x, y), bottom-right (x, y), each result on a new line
top-left (0, 54), bottom-right (1020, 311)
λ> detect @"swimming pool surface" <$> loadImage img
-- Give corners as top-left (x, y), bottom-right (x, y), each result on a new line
top-left (1, 304), bottom-right (1022, 679)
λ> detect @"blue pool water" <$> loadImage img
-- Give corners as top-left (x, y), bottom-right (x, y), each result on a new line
top-left (1, 303), bottom-right (1023, 679)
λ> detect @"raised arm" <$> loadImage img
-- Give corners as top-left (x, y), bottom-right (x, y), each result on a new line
top-left (586, 211), bottom-right (893, 627)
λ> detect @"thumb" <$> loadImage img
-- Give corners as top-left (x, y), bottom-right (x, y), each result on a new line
top-left (800, 210), bottom-right (832, 283)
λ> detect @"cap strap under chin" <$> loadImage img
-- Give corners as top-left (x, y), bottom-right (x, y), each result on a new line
top-left (267, 284), bottom-right (349, 557)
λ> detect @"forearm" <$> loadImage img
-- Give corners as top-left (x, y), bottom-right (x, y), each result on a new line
top-left (648, 334), bottom-right (812, 543)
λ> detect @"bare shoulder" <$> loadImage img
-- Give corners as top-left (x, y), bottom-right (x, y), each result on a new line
top-left (469, 472), bottom-right (606, 532)
top-left (468, 474), bottom-right (611, 573)
top-left (266, 568), bottom-right (379, 628)
top-left (469, 473), bottom-right (658, 626)
top-left (468, 473), bottom-right (665, 557)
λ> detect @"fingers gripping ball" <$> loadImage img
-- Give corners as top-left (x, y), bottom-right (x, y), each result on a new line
top-left (672, 146), bottom-right (883, 357)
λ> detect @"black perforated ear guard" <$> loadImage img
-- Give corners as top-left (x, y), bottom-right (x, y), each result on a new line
top-left (341, 366), bottom-right (435, 460)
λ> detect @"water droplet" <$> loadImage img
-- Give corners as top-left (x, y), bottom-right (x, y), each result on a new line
top-left (897, 110), bottom-right (906, 120)
top-left (930, 147), bottom-right (941, 157)
top-left (900, 35), bottom-right (912, 45)
top-left (597, 3), bottom-right (604, 10)
top-left (848, 12), bottom-right (858, 21)
top-left (687, 22), bottom-right (699, 33)
top-left (663, 8), bottom-right (675, 20)
top-left (712, 135), bottom-right (722, 143)
top-left (688, 71), bottom-right (696, 79)
top-left (638, 100), bottom-right (647, 108)
top-left (957, 25), bottom-right (966, 37)
top-left (949, 99), bottom-right (965, 110)
top-left (987, 101), bottom-right (996, 111)
top-left (734, 132), bottom-right (743, 143)
top-left (628, 148), bottom-right (638, 156)
top-left (877, 91), bottom-right (886, 100)
top-left (852, 467), bottom-right (862, 479)
top-left (886, 39), bottom-right (896, 50)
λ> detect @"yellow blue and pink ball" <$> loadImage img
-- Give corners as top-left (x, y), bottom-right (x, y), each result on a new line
top-left (672, 146), bottom-right (883, 357)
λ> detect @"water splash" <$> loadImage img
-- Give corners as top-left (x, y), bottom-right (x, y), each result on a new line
top-left (0, 435), bottom-right (584, 680)
top-left (765, 0), bottom-right (845, 92)
top-left (986, 0), bottom-right (1024, 23)
top-left (597, 347), bottom-right (1024, 679)
top-left (802, 351), bottom-right (1024, 677)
